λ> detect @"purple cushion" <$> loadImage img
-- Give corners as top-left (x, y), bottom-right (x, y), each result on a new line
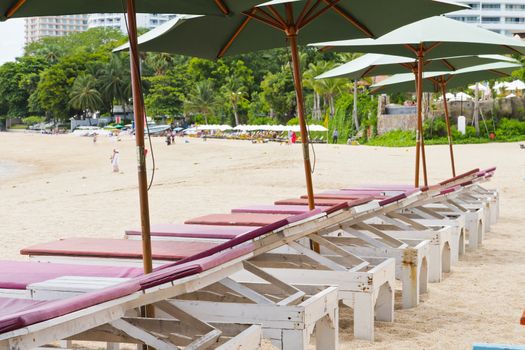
top-left (0, 280), bottom-right (140, 333)
top-left (274, 198), bottom-right (346, 206)
top-left (439, 168), bottom-right (480, 185)
top-left (0, 261), bottom-right (142, 290)
top-left (184, 213), bottom-right (290, 227)
top-left (173, 210), bottom-right (322, 266)
top-left (342, 184), bottom-right (417, 191)
top-left (126, 224), bottom-right (254, 240)
top-left (378, 193), bottom-right (407, 206)
top-left (232, 205), bottom-right (313, 215)
top-left (20, 238), bottom-right (217, 261)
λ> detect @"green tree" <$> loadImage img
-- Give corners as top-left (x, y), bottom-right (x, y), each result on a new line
top-left (69, 75), bottom-right (103, 117)
top-left (260, 68), bottom-right (295, 122)
top-left (100, 55), bottom-right (131, 114)
top-left (184, 80), bottom-right (218, 124)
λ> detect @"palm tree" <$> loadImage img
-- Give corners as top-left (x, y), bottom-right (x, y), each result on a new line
top-left (221, 75), bottom-right (248, 126)
top-left (69, 75), bottom-right (103, 117)
top-left (184, 80), bottom-right (218, 124)
top-left (145, 53), bottom-right (173, 76)
top-left (303, 61), bottom-right (329, 120)
top-left (100, 55), bottom-right (131, 115)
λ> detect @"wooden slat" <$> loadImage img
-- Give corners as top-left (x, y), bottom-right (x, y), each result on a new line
top-left (219, 278), bottom-right (274, 305)
top-left (155, 301), bottom-right (214, 334)
top-left (287, 241), bottom-right (347, 271)
top-left (308, 233), bottom-right (368, 267)
top-left (109, 319), bottom-right (180, 350)
top-left (356, 223), bottom-right (405, 248)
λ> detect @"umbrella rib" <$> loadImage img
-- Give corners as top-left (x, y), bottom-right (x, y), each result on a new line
top-left (5, 0), bottom-right (26, 18)
top-left (322, 0), bottom-right (374, 37)
top-left (217, 13), bottom-right (254, 58)
top-left (299, 0), bottom-right (341, 28)
top-left (404, 44), bottom-right (418, 56)
top-left (297, 0), bottom-right (316, 27)
top-left (257, 6), bottom-right (286, 28)
top-left (267, 5), bottom-right (287, 27)
top-left (503, 45), bottom-right (522, 55)
top-left (489, 69), bottom-right (511, 77)
top-left (245, 8), bottom-right (285, 31)
top-left (425, 42), bottom-right (442, 54)
top-left (214, 0), bottom-right (230, 15)
top-left (361, 65), bottom-right (377, 77)
top-left (440, 58), bottom-right (456, 71)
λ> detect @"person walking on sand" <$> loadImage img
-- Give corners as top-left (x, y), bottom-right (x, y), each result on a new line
top-left (93, 133), bottom-right (97, 144)
top-left (332, 128), bottom-right (339, 144)
top-left (110, 149), bottom-right (120, 173)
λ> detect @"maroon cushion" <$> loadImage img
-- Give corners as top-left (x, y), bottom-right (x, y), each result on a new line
top-left (378, 193), bottom-right (407, 206)
top-left (342, 184), bottom-right (417, 191)
top-left (0, 280), bottom-right (140, 334)
top-left (439, 168), bottom-right (480, 185)
top-left (126, 224), bottom-right (254, 240)
top-left (303, 193), bottom-right (388, 200)
top-left (174, 210), bottom-right (322, 266)
top-left (232, 205), bottom-right (313, 215)
top-left (274, 198), bottom-right (346, 206)
top-left (0, 261), bottom-right (142, 290)
top-left (184, 213), bottom-right (291, 226)
top-left (20, 238), bottom-right (218, 261)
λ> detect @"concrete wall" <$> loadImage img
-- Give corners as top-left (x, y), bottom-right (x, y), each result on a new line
top-left (376, 96), bottom-right (525, 134)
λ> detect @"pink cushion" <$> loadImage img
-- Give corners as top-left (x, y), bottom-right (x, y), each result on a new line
top-left (232, 205), bottom-right (313, 215)
top-left (0, 261), bottom-right (142, 290)
top-left (274, 198), bottom-right (348, 206)
top-left (342, 184), bottom-right (417, 191)
top-left (185, 213), bottom-right (291, 226)
top-left (20, 238), bottom-right (218, 261)
top-left (126, 224), bottom-right (255, 239)
top-left (439, 168), bottom-right (480, 185)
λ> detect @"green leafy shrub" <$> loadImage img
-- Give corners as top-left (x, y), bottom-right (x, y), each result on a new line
top-left (22, 116), bottom-right (45, 126)
top-left (497, 118), bottom-right (525, 137)
top-left (366, 129), bottom-right (416, 147)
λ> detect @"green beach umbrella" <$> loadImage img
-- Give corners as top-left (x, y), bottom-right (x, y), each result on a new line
top-left (115, 0), bottom-right (466, 212)
top-left (311, 16), bottom-right (525, 187)
top-left (0, 0), bottom-right (273, 278)
top-left (370, 61), bottom-right (521, 175)
top-left (316, 53), bottom-right (517, 176)
top-left (316, 53), bottom-right (517, 80)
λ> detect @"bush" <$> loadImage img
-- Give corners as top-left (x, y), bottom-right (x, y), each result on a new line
top-left (497, 118), bottom-right (525, 137)
top-left (424, 117), bottom-right (448, 139)
top-left (22, 116), bottom-right (45, 126)
top-left (365, 129), bottom-right (416, 147)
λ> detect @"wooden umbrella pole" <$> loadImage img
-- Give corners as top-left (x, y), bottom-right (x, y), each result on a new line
top-left (287, 29), bottom-right (319, 253)
top-left (441, 80), bottom-right (456, 176)
top-left (416, 50), bottom-right (428, 187)
top-left (414, 65), bottom-right (421, 187)
top-left (288, 30), bottom-right (315, 211)
top-left (126, 0), bottom-right (154, 276)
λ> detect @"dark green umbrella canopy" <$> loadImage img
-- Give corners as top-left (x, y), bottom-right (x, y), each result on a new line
top-left (311, 16), bottom-right (525, 57)
top-left (114, 0), bottom-right (466, 58)
top-left (316, 53), bottom-right (517, 80)
top-left (0, 0), bottom-right (265, 19)
top-left (370, 62), bottom-right (522, 94)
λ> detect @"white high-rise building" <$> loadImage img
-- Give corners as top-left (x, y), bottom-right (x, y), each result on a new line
top-left (446, 1), bottom-right (525, 36)
top-left (88, 13), bottom-right (176, 33)
top-left (25, 15), bottom-right (89, 44)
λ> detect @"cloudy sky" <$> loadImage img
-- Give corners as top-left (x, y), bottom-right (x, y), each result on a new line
top-left (0, 19), bottom-right (26, 64)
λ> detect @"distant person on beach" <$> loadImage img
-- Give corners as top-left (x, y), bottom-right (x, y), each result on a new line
top-left (287, 130), bottom-right (292, 145)
top-left (291, 131), bottom-right (297, 144)
top-left (332, 129), bottom-right (339, 144)
top-left (110, 149), bottom-right (120, 173)
top-left (93, 133), bottom-right (97, 144)
top-left (165, 133), bottom-right (171, 146)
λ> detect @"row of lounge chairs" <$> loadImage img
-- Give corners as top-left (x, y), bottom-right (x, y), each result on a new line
top-left (0, 167), bottom-right (499, 349)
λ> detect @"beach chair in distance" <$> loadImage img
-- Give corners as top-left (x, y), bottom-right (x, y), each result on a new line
top-left (316, 190), bottom-right (455, 275)
top-left (0, 248), bottom-right (264, 350)
top-left (274, 194), bottom-right (430, 308)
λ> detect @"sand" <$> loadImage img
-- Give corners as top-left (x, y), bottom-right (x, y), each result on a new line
top-left (0, 132), bottom-right (524, 349)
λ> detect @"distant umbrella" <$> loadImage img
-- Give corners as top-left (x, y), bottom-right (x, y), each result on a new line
top-left (311, 16), bottom-right (525, 186)
top-left (371, 62), bottom-right (520, 176)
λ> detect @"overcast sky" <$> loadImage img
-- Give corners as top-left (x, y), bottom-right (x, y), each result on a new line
top-left (0, 19), bottom-right (26, 64)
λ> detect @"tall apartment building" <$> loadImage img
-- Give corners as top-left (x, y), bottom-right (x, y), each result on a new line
top-left (88, 13), bottom-right (176, 33)
top-left (446, 1), bottom-right (525, 36)
top-left (25, 15), bottom-right (89, 44)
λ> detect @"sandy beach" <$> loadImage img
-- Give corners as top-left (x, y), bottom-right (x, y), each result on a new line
top-left (0, 131), bottom-right (524, 349)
